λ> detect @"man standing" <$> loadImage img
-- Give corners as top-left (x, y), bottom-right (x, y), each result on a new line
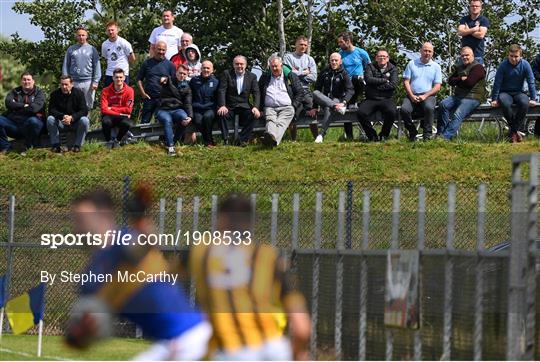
top-left (171, 32), bottom-right (193, 69)
top-left (400, 42), bottom-right (442, 141)
top-left (491, 44), bottom-right (537, 143)
top-left (438, 47), bottom-right (486, 140)
top-left (101, 21), bottom-right (135, 87)
top-left (101, 69), bottom-right (135, 149)
top-left (310, 53), bottom-right (354, 144)
top-left (137, 41), bottom-right (177, 124)
top-left (357, 49), bottom-right (398, 142)
top-left (457, 0), bottom-right (489, 64)
top-left (62, 26), bottom-right (101, 109)
top-left (47, 75), bottom-right (90, 153)
top-left (148, 10), bottom-right (183, 60)
top-left (190, 60), bottom-right (219, 147)
top-left (284, 35), bottom-right (318, 139)
top-left (0, 72), bottom-right (45, 153)
top-left (338, 31), bottom-right (371, 140)
top-left (217, 55), bottom-right (261, 146)
top-left (259, 55), bottom-right (305, 147)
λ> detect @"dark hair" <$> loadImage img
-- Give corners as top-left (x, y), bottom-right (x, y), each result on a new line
top-left (338, 31), bottom-right (354, 43)
top-left (218, 194), bottom-right (252, 229)
top-left (509, 44), bottom-right (522, 54)
top-left (20, 71), bottom-right (34, 79)
top-left (126, 183), bottom-right (153, 220)
top-left (112, 68), bottom-right (125, 76)
top-left (177, 64), bottom-right (189, 72)
top-left (60, 75), bottom-right (73, 82)
top-left (72, 189), bottom-right (115, 210)
top-left (75, 25), bottom-right (88, 33)
top-left (296, 35), bottom-right (308, 42)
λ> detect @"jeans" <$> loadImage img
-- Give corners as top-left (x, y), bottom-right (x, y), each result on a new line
top-left (219, 107), bottom-right (255, 143)
top-left (0, 115), bottom-right (43, 150)
top-left (47, 116), bottom-right (90, 147)
top-left (356, 98), bottom-right (396, 140)
top-left (437, 96), bottom-right (480, 139)
top-left (104, 75), bottom-right (130, 88)
top-left (192, 109), bottom-right (216, 145)
top-left (156, 108), bottom-right (189, 146)
top-left (265, 105), bottom-right (295, 145)
top-left (400, 95), bottom-right (437, 139)
top-left (498, 92), bottom-right (530, 133)
top-left (102, 115), bottom-right (132, 142)
top-left (140, 98), bottom-right (159, 124)
top-left (313, 90), bottom-right (341, 137)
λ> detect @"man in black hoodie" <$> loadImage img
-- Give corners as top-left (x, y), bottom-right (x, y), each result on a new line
top-left (0, 72), bottom-right (45, 153)
top-left (357, 49), bottom-right (398, 141)
top-left (47, 75), bottom-right (90, 152)
top-left (309, 53), bottom-right (354, 143)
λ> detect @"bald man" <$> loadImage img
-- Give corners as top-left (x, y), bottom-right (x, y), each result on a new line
top-left (190, 60), bottom-right (220, 146)
top-left (400, 42), bottom-right (442, 141)
top-left (171, 32), bottom-right (193, 69)
top-left (137, 40), bottom-right (177, 123)
top-left (310, 53), bottom-right (354, 143)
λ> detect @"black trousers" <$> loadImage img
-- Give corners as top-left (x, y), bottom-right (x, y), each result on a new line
top-left (193, 109), bottom-right (216, 145)
top-left (357, 99), bottom-right (396, 140)
top-left (102, 115), bottom-right (132, 142)
top-left (219, 107), bottom-right (255, 143)
top-left (344, 75), bottom-right (365, 137)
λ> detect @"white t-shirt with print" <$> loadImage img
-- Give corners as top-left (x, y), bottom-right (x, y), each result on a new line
top-left (148, 25), bottom-right (183, 60)
top-left (101, 36), bottom-right (134, 76)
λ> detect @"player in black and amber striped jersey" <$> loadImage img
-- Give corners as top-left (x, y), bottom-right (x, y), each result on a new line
top-left (189, 194), bottom-right (311, 360)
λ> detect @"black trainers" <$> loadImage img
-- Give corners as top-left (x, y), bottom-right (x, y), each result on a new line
top-left (71, 145), bottom-right (81, 153)
top-left (408, 129), bottom-right (418, 141)
top-left (51, 144), bottom-right (62, 153)
top-left (262, 132), bottom-right (277, 147)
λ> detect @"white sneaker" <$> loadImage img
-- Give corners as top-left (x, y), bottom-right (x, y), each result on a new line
top-left (315, 135), bottom-right (324, 143)
top-left (167, 146), bottom-right (177, 156)
top-left (337, 106), bottom-right (347, 115)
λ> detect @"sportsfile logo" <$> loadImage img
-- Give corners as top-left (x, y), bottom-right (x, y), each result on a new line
top-left (40, 230), bottom-right (253, 249)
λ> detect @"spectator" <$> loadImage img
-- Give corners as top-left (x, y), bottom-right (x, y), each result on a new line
top-left (457, 0), bottom-right (489, 64)
top-left (491, 44), bottom-right (537, 143)
top-left (185, 44), bottom-right (202, 80)
top-left (437, 47), bottom-right (486, 140)
top-left (136, 40), bottom-right (176, 124)
top-left (62, 26), bottom-right (101, 109)
top-left (400, 42), bottom-right (442, 141)
top-left (148, 10), bottom-right (183, 60)
top-left (47, 75), bottom-right (90, 153)
top-left (190, 60), bottom-right (219, 147)
top-left (170, 32), bottom-right (193, 69)
top-left (0, 72), bottom-right (45, 153)
top-left (357, 49), bottom-right (398, 142)
top-left (259, 55), bottom-right (305, 147)
top-left (101, 21), bottom-right (135, 87)
top-left (156, 64), bottom-right (193, 156)
top-left (284, 35), bottom-right (318, 140)
top-left (217, 55), bottom-right (261, 146)
top-left (309, 53), bottom-right (354, 144)
top-left (101, 68), bottom-right (135, 149)
top-left (338, 31), bottom-right (371, 140)
top-left (533, 52), bottom-right (540, 136)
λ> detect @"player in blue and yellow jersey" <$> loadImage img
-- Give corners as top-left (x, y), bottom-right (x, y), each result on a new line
top-left (65, 186), bottom-right (211, 360)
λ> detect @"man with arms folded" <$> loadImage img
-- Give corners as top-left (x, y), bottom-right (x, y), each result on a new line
top-left (101, 21), bottom-right (135, 87)
top-left (400, 42), bottom-right (442, 141)
top-left (309, 53), bottom-right (354, 144)
top-left (62, 26), bottom-right (101, 109)
top-left (0, 72), bottom-right (45, 153)
top-left (190, 60), bottom-right (219, 147)
top-left (491, 44), bottom-right (537, 143)
top-left (259, 55), bottom-right (305, 147)
top-left (137, 40), bottom-right (177, 124)
top-left (101, 69), bottom-right (135, 149)
top-left (284, 35), bottom-right (318, 140)
top-left (437, 46), bottom-right (486, 140)
top-left (47, 75), bottom-right (90, 153)
top-left (357, 49), bottom-right (398, 142)
top-left (457, 0), bottom-right (489, 64)
top-left (217, 55), bottom-right (261, 146)
top-left (148, 9), bottom-right (183, 60)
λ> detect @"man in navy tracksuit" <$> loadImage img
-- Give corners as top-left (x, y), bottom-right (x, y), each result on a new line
top-left (190, 60), bottom-right (219, 146)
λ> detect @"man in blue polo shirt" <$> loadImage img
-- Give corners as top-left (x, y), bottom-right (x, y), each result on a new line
top-left (457, 0), bottom-right (489, 64)
top-left (338, 31), bottom-right (371, 140)
top-left (400, 42), bottom-right (442, 141)
top-left (491, 44), bottom-right (537, 143)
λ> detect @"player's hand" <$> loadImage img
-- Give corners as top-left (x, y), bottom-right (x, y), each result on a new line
top-left (491, 100), bottom-right (499, 108)
top-left (217, 106), bottom-right (228, 116)
top-left (252, 107), bottom-right (261, 119)
top-left (306, 108), bottom-right (318, 118)
top-left (91, 84), bottom-right (98, 91)
top-left (529, 100), bottom-right (537, 108)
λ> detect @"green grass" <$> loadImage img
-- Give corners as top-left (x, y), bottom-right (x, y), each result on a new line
top-left (0, 334), bottom-right (150, 360)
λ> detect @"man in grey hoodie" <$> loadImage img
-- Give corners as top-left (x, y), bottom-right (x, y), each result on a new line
top-left (62, 26), bottom-right (102, 109)
top-left (185, 44), bottom-right (202, 81)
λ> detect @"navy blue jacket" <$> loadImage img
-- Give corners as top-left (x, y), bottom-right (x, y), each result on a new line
top-left (190, 74), bottom-right (219, 112)
top-left (533, 53), bottom-right (540, 82)
top-left (491, 59), bottom-right (537, 100)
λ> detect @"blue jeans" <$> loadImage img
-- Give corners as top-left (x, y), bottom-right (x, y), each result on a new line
top-left (140, 98), bottom-right (159, 124)
top-left (498, 92), bottom-right (530, 133)
top-left (156, 109), bottom-right (189, 146)
top-left (0, 115), bottom-right (43, 150)
top-left (437, 96), bottom-right (480, 139)
top-left (47, 116), bottom-right (90, 147)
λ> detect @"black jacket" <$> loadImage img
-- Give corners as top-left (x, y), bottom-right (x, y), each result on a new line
top-left (48, 87), bottom-right (88, 122)
top-left (533, 53), bottom-right (540, 82)
top-left (4, 86), bottom-right (46, 123)
top-left (158, 78), bottom-right (193, 117)
top-left (364, 62), bottom-right (398, 100)
top-left (315, 66), bottom-right (354, 103)
top-left (258, 71), bottom-right (305, 109)
top-left (190, 74), bottom-right (219, 112)
top-left (217, 70), bottom-right (260, 110)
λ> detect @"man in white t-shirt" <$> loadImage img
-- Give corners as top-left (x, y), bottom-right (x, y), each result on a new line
top-left (148, 10), bottom-right (183, 60)
top-left (101, 21), bottom-right (135, 86)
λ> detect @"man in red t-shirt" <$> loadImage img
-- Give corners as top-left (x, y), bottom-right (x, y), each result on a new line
top-left (100, 68), bottom-right (134, 148)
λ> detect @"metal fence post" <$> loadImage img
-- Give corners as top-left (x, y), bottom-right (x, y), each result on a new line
top-left (335, 191), bottom-right (346, 359)
top-left (310, 192), bottom-right (323, 360)
top-left (473, 183), bottom-right (486, 361)
top-left (359, 190), bottom-right (370, 361)
top-left (346, 181), bottom-right (353, 249)
top-left (442, 184), bottom-right (456, 361)
top-left (122, 176), bottom-right (130, 227)
top-left (386, 188), bottom-right (400, 361)
top-left (414, 186), bottom-right (426, 361)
